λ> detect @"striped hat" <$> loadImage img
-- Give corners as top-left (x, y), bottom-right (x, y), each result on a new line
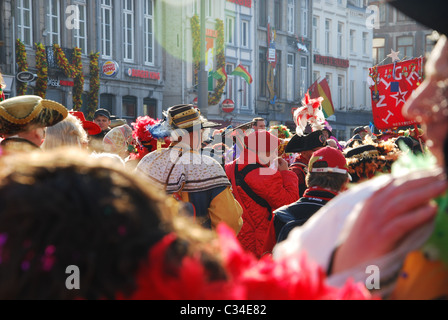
top-left (166, 104), bottom-right (219, 132)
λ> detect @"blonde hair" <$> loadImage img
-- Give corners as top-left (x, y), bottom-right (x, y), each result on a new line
top-left (41, 113), bottom-right (88, 150)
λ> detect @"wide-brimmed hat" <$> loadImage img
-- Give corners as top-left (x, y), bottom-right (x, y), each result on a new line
top-left (388, 0), bottom-right (448, 36)
top-left (343, 141), bottom-right (402, 183)
top-left (103, 124), bottom-right (134, 155)
top-left (70, 111), bottom-right (101, 136)
top-left (284, 130), bottom-right (327, 153)
top-left (164, 104), bottom-right (220, 132)
top-left (0, 95), bottom-right (68, 135)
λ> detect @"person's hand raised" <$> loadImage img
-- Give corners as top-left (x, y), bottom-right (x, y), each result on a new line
top-left (331, 168), bottom-right (447, 275)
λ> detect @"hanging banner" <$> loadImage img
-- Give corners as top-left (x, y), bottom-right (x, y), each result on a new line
top-left (369, 57), bottom-right (423, 130)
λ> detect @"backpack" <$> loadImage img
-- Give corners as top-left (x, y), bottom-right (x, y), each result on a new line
top-left (273, 200), bottom-right (323, 243)
top-left (273, 209), bottom-right (308, 243)
top-left (234, 163), bottom-right (272, 220)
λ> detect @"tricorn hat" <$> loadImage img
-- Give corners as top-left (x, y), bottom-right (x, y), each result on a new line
top-left (285, 130), bottom-right (327, 153)
top-left (0, 95), bottom-right (68, 135)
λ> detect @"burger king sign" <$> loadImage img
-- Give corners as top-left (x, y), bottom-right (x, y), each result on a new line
top-left (102, 61), bottom-right (119, 78)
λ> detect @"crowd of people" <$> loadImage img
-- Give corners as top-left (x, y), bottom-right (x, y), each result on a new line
top-left (0, 0), bottom-right (446, 301)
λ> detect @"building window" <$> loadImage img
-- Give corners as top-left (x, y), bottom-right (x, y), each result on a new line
top-left (325, 19), bottom-right (331, 55)
top-left (144, 0), bottom-right (154, 65)
top-left (274, 0), bottom-right (282, 31)
top-left (17, 0), bottom-right (33, 47)
top-left (350, 79), bottom-right (355, 107)
top-left (101, 0), bottom-right (113, 59)
top-left (301, 0), bottom-right (308, 37)
top-left (397, 36), bottom-right (414, 59)
top-left (373, 37), bottom-right (385, 65)
top-left (326, 73), bottom-right (332, 88)
top-left (300, 56), bottom-right (308, 99)
top-left (287, 0), bottom-right (295, 34)
top-left (379, 3), bottom-right (386, 22)
top-left (143, 98), bottom-right (157, 119)
top-left (338, 75), bottom-right (344, 110)
top-left (312, 16), bottom-right (319, 51)
top-left (349, 29), bottom-right (355, 53)
top-left (287, 53), bottom-right (295, 101)
top-left (226, 16), bottom-right (235, 46)
top-left (123, 0), bottom-right (134, 62)
top-left (122, 96), bottom-right (137, 122)
top-left (241, 20), bottom-right (249, 48)
top-left (337, 22), bottom-right (343, 57)
top-left (259, 47), bottom-right (267, 97)
top-left (313, 71), bottom-right (320, 83)
top-left (74, 4), bottom-right (88, 55)
top-left (241, 66), bottom-right (250, 110)
top-left (226, 64), bottom-right (235, 101)
top-left (100, 93), bottom-right (114, 114)
top-left (206, 0), bottom-right (212, 17)
top-left (47, 0), bottom-right (61, 45)
top-left (362, 32), bottom-right (368, 55)
top-left (259, 1), bottom-right (268, 28)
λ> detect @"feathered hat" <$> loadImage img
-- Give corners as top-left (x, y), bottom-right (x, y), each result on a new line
top-left (293, 92), bottom-right (326, 136)
top-left (131, 116), bottom-right (170, 160)
top-left (343, 138), bottom-right (402, 183)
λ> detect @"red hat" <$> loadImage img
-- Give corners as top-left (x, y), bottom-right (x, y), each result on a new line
top-left (70, 111), bottom-right (102, 135)
top-left (308, 146), bottom-right (349, 175)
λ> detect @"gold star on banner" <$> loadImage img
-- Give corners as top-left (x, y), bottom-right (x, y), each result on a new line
top-left (387, 49), bottom-right (401, 63)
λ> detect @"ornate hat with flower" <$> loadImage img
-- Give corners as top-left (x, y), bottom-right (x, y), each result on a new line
top-left (343, 137), bottom-right (402, 183)
top-left (130, 116), bottom-right (171, 160)
top-left (270, 124), bottom-right (292, 156)
top-left (0, 95), bottom-right (68, 135)
top-left (103, 124), bottom-right (134, 156)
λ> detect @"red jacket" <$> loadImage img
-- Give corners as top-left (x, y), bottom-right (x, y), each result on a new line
top-left (225, 160), bottom-right (299, 258)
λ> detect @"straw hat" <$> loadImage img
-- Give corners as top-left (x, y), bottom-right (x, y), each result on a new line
top-left (0, 95), bottom-right (68, 135)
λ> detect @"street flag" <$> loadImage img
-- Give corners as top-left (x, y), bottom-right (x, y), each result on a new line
top-left (308, 80), bottom-right (320, 99)
top-left (211, 67), bottom-right (228, 82)
top-left (306, 79), bottom-right (335, 118)
top-left (317, 79), bottom-right (335, 118)
top-left (369, 57), bottom-right (422, 130)
top-left (231, 64), bottom-right (253, 84)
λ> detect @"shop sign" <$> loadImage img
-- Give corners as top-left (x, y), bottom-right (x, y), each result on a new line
top-left (16, 71), bottom-right (36, 83)
top-left (47, 78), bottom-right (74, 87)
top-left (314, 55), bottom-right (350, 69)
top-left (102, 60), bottom-right (120, 77)
top-left (127, 68), bottom-right (160, 80)
top-left (227, 0), bottom-right (252, 8)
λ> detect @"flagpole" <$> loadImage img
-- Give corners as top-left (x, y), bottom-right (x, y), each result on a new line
top-left (198, 0), bottom-right (208, 117)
